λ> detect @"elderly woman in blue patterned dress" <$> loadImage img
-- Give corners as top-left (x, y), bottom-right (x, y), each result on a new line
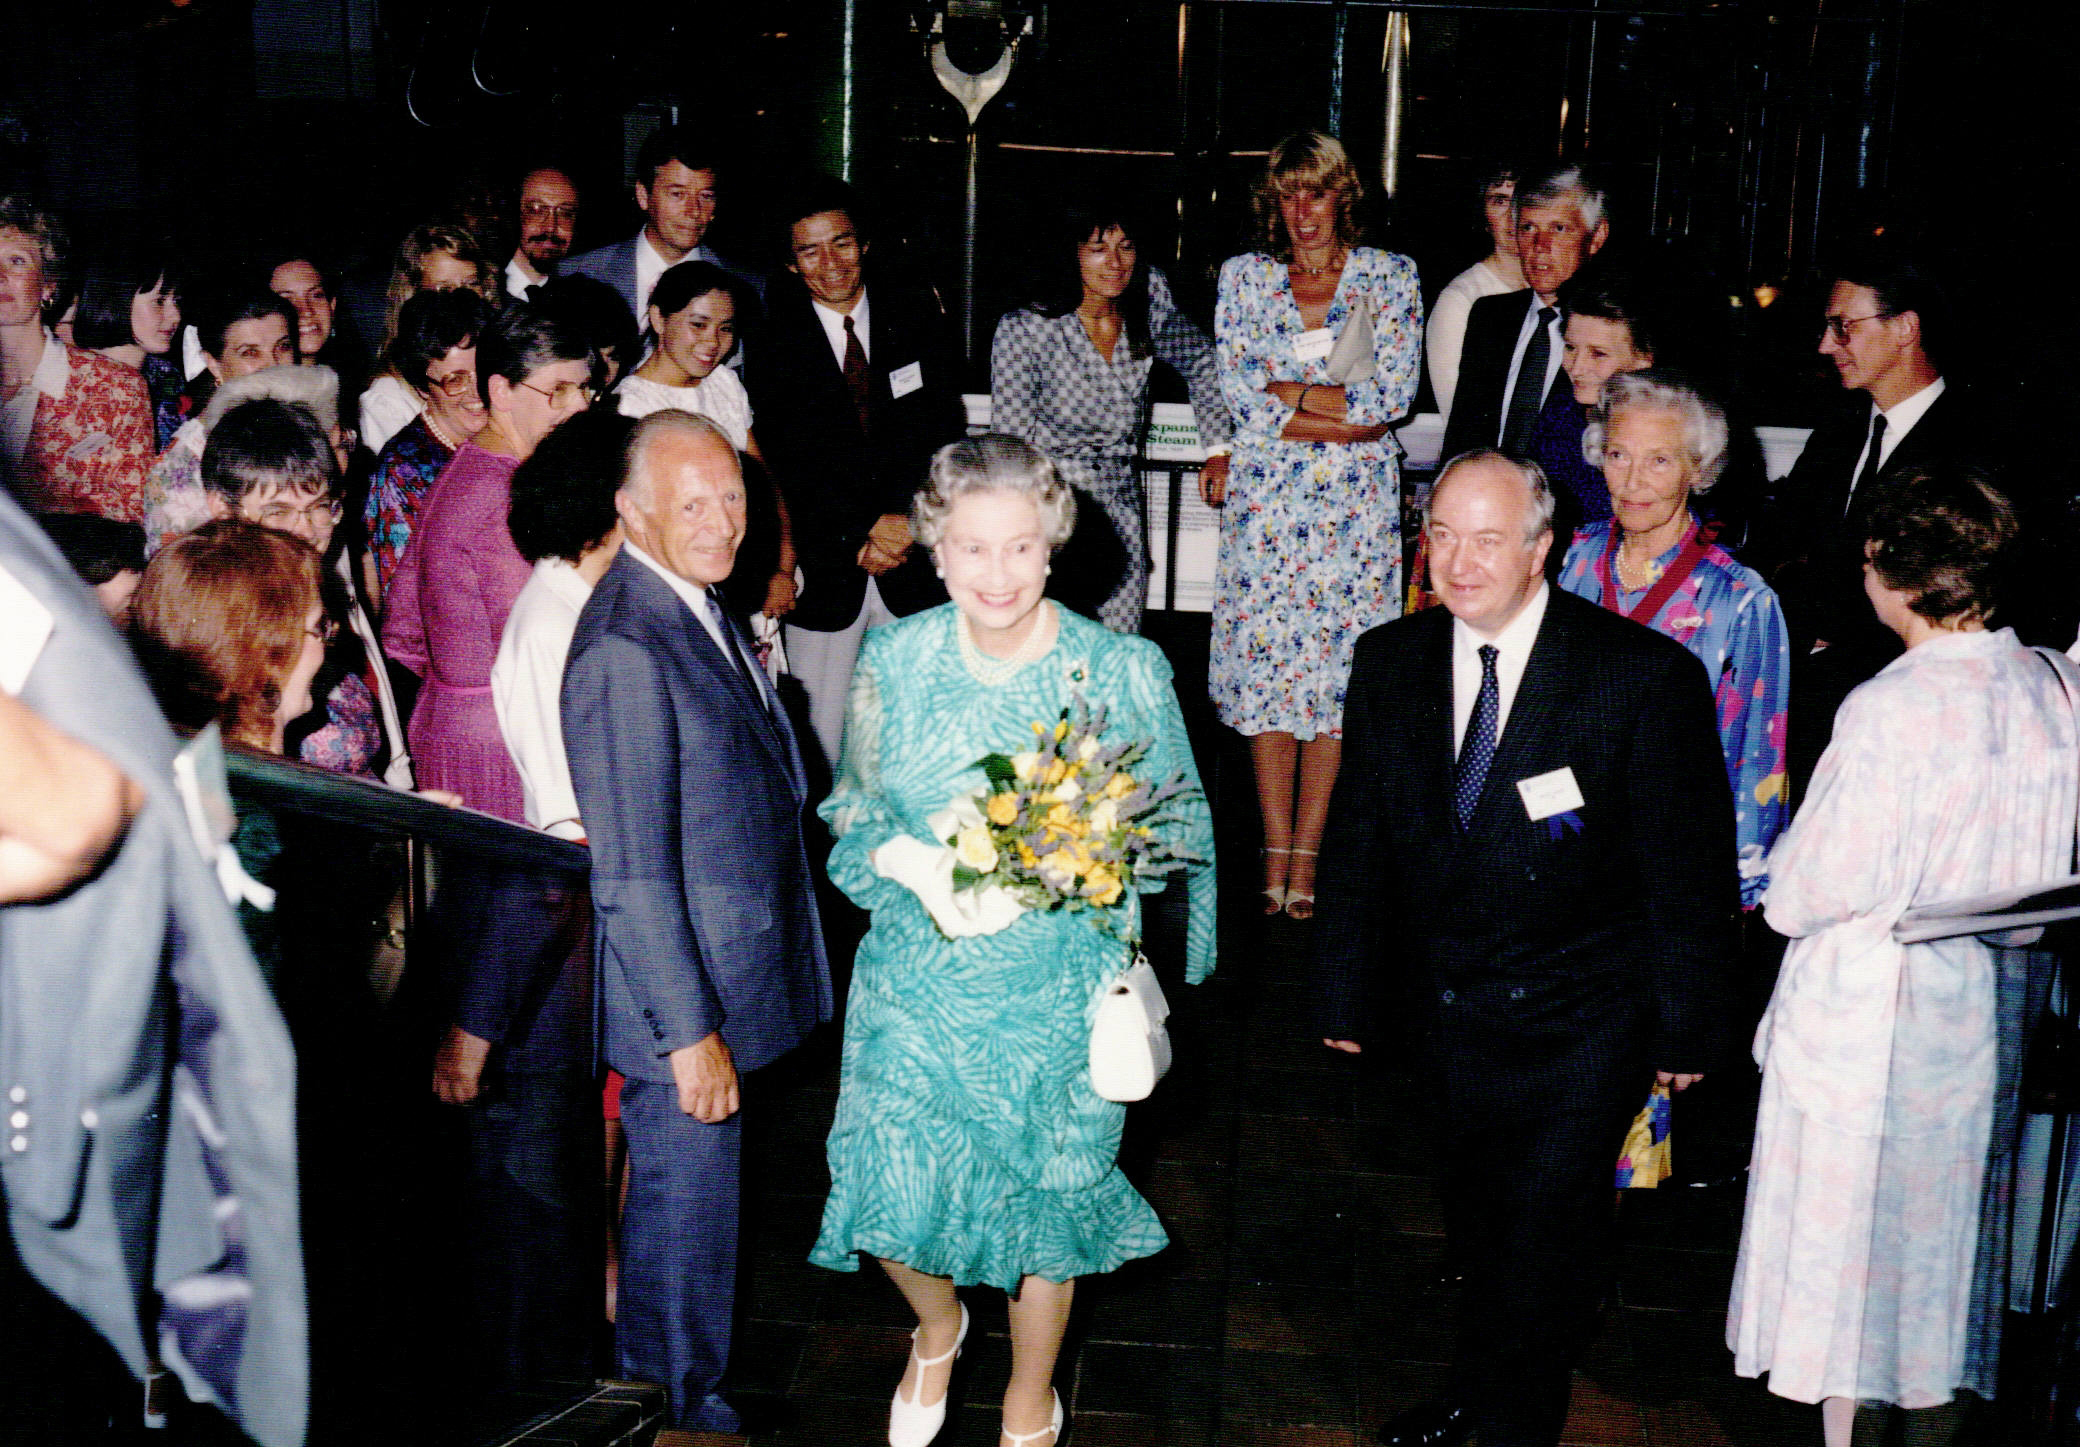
top-left (1557, 369), bottom-right (1790, 908)
top-left (1209, 131), bottom-right (1422, 918)
top-left (812, 435), bottom-right (1215, 1447)
top-left (991, 197), bottom-right (1233, 633)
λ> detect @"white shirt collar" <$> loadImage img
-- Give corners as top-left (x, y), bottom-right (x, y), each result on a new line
top-left (1875, 374), bottom-right (1945, 433)
top-left (634, 230), bottom-right (676, 320)
top-left (32, 330), bottom-right (68, 401)
top-left (505, 253), bottom-right (542, 299)
top-left (1451, 581), bottom-right (1551, 749)
top-left (622, 540), bottom-right (729, 648)
top-left (811, 289), bottom-right (870, 369)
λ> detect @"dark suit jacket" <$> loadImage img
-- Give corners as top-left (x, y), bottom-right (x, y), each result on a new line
top-left (1751, 382), bottom-right (1995, 654)
top-left (1310, 588), bottom-right (1739, 1118)
top-left (1440, 290), bottom-right (1571, 463)
top-left (745, 274), bottom-right (968, 630)
top-left (559, 234), bottom-right (766, 326)
top-left (561, 550), bottom-right (832, 1081)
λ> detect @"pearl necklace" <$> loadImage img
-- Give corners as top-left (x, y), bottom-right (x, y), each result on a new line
top-left (423, 407), bottom-right (463, 453)
top-left (1290, 250), bottom-right (1346, 278)
top-left (958, 601), bottom-right (1056, 687)
top-left (1616, 540), bottom-right (1666, 592)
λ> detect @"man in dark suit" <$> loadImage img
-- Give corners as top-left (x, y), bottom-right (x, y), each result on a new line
top-left (561, 123), bottom-right (763, 330)
top-left (1311, 452), bottom-right (1738, 1447)
top-left (561, 412), bottom-right (833, 1433)
top-left (744, 177), bottom-right (967, 772)
top-left (1751, 250), bottom-right (1999, 805)
top-left (1439, 163), bottom-right (1610, 465)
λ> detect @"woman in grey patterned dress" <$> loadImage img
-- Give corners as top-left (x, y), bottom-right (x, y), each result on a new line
top-left (990, 198), bottom-right (1232, 632)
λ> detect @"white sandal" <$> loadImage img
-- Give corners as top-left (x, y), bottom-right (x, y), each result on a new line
top-left (1000, 1388), bottom-right (1064, 1447)
top-left (889, 1301), bottom-right (969, 1447)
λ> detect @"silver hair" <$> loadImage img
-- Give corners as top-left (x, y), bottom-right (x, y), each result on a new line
top-left (1514, 163), bottom-right (1606, 233)
top-left (1581, 369), bottom-right (1729, 492)
top-left (619, 408), bottom-right (739, 500)
top-left (1426, 450), bottom-right (1557, 544)
top-left (200, 362), bottom-right (340, 435)
top-left (912, 433), bottom-right (1078, 552)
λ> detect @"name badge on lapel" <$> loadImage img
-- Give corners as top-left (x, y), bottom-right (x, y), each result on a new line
top-left (1516, 766), bottom-right (1585, 821)
top-left (889, 361), bottom-right (924, 399)
top-left (1292, 328), bottom-right (1335, 363)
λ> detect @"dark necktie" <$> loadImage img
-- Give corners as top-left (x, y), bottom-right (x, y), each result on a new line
top-left (706, 588), bottom-right (766, 712)
top-left (1848, 411), bottom-right (1888, 512)
top-left (1454, 644), bottom-right (1500, 829)
top-left (1501, 306), bottom-right (1558, 455)
top-left (842, 314), bottom-right (872, 436)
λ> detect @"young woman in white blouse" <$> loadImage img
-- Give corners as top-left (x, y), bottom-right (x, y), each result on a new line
top-left (616, 259), bottom-right (796, 621)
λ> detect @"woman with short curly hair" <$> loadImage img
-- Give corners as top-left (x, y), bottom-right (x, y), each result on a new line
top-left (1730, 464), bottom-right (2071, 1444)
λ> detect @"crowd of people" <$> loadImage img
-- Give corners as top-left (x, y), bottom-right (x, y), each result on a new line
top-left (0, 112), bottom-right (2064, 1447)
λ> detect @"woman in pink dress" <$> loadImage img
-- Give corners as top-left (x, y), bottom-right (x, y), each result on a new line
top-left (381, 303), bottom-right (596, 821)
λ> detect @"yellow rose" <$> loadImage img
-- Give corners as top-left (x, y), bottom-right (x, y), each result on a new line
top-left (1045, 803), bottom-right (1078, 831)
top-left (955, 824), bottom-right (998, 872)
top-left (1039, 849), bottom-right (1076, 884)
top-left (1043, 758), bottom-right (1069, 787)
top-left (986, 792), bottom-right (1020, 826)
top-left (1085, 864), bottom-right (1123, 906)
top-left (1066, 845), bottom-right (1094, 876)
top-left (1103, 772), bottom-right (1136, 800)
top-left (1017, 841), bottom-right (1039, 867)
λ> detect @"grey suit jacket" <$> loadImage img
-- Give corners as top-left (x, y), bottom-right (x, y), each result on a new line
top-left (560, 234), bottom-right (767, 327)
top-left (562, 550), bottom-right (831, 1082)
top-left (0, 496), bottom-right (305, 1446)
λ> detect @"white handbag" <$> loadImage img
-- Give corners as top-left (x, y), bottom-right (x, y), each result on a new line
top-left (1089, 952), bottom-right (1173, 1102)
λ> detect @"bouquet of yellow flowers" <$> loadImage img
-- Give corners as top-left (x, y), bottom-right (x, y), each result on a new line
top-left (931, 695), bottom-right (1201, 933)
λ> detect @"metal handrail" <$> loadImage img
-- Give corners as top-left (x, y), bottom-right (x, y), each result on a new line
top-left (224, 747), bottom-right (588, 874)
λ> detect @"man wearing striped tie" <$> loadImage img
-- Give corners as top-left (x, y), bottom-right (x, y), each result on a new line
top-left (1309, 450), bottom-right (1739, 1447)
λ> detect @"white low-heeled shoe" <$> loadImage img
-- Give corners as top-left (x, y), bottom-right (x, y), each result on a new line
top-left (1000, 1388), bottom-right (1064, 1447)
top-left (889, 1300), bottom-right (969, 1447)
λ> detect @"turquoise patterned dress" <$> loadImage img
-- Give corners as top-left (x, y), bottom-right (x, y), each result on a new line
top-left (810, 604), bottom-right (1217, 1290)
top-left (1208, 247), bottom-right (1422, 740)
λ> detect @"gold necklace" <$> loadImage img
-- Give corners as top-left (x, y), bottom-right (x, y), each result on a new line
top-left (1290, 250), bottom-right (1345, 278)
top-left (957, 601), bottom-right (1056, 686)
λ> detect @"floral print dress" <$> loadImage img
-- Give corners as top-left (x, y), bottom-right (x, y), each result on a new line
top-left (363, 416), bottom-right (455, 601)
top-left (1208, 248), bottom-right (1421, 740)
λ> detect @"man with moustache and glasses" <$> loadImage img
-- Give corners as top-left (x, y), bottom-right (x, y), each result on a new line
top-left (505, 167), bottom-right (580, 301)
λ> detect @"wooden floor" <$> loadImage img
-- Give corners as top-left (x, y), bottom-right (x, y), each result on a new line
top-left (698, 880), bottom-right (1825, 1447)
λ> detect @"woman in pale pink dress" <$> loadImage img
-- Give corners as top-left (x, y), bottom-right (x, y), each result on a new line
top-left (1728, 465), bottom-right (2077, 1444)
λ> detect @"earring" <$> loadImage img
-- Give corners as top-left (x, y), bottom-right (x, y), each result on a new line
top-left (1044, 565), bottom-right (1053, 576)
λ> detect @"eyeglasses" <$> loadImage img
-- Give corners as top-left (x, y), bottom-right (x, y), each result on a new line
top-left (1821, 312), bottom-right (1894, 344)
top-left (304, 617), bottom-right (338, 644)
top-left (253, 498), bottom-right (343, 530)
top-left (520, 202), bottom-right (579, 225)
top-left (515, 378), bottom-right (595, 409)
top-left (426, 368), bottom-right (476, 397)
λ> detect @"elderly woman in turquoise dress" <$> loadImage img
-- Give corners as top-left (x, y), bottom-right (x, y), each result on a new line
top-left (811, 434), bottom-right (1215, 1447)
top-left (1557, 368), bottom-right (1790, 908)
top-left (1208, 131), bottom-right (1421, 919)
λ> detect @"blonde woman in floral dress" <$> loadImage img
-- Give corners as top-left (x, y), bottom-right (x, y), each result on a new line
top-left (1208, 131), bottom-right (1421, 919)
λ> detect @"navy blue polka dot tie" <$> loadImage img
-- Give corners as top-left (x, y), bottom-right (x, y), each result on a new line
top-left (1455, 644), bottom-right (1499, 829)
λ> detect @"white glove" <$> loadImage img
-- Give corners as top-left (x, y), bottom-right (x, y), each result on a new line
top-left (872, 834), bottom-right (1024, 938)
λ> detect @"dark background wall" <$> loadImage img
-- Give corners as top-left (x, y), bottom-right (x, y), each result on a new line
top-left (3, 0), bottom-right (2072, 432)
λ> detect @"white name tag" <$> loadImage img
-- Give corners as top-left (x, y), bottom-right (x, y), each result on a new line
top-left (1292, 328), bottom-right (1335, 362)
top-left (1516, 766), bottom-right (1586, 822)
top-left (888, 361), bottom-right (924, 399)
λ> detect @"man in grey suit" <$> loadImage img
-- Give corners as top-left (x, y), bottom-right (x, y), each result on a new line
top-left (562, 410), bottom-right (832, 1433)
top-left (560, 123), bottom-right (764, 332)
top-left (0, 491), bottom-right (306, 1446)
